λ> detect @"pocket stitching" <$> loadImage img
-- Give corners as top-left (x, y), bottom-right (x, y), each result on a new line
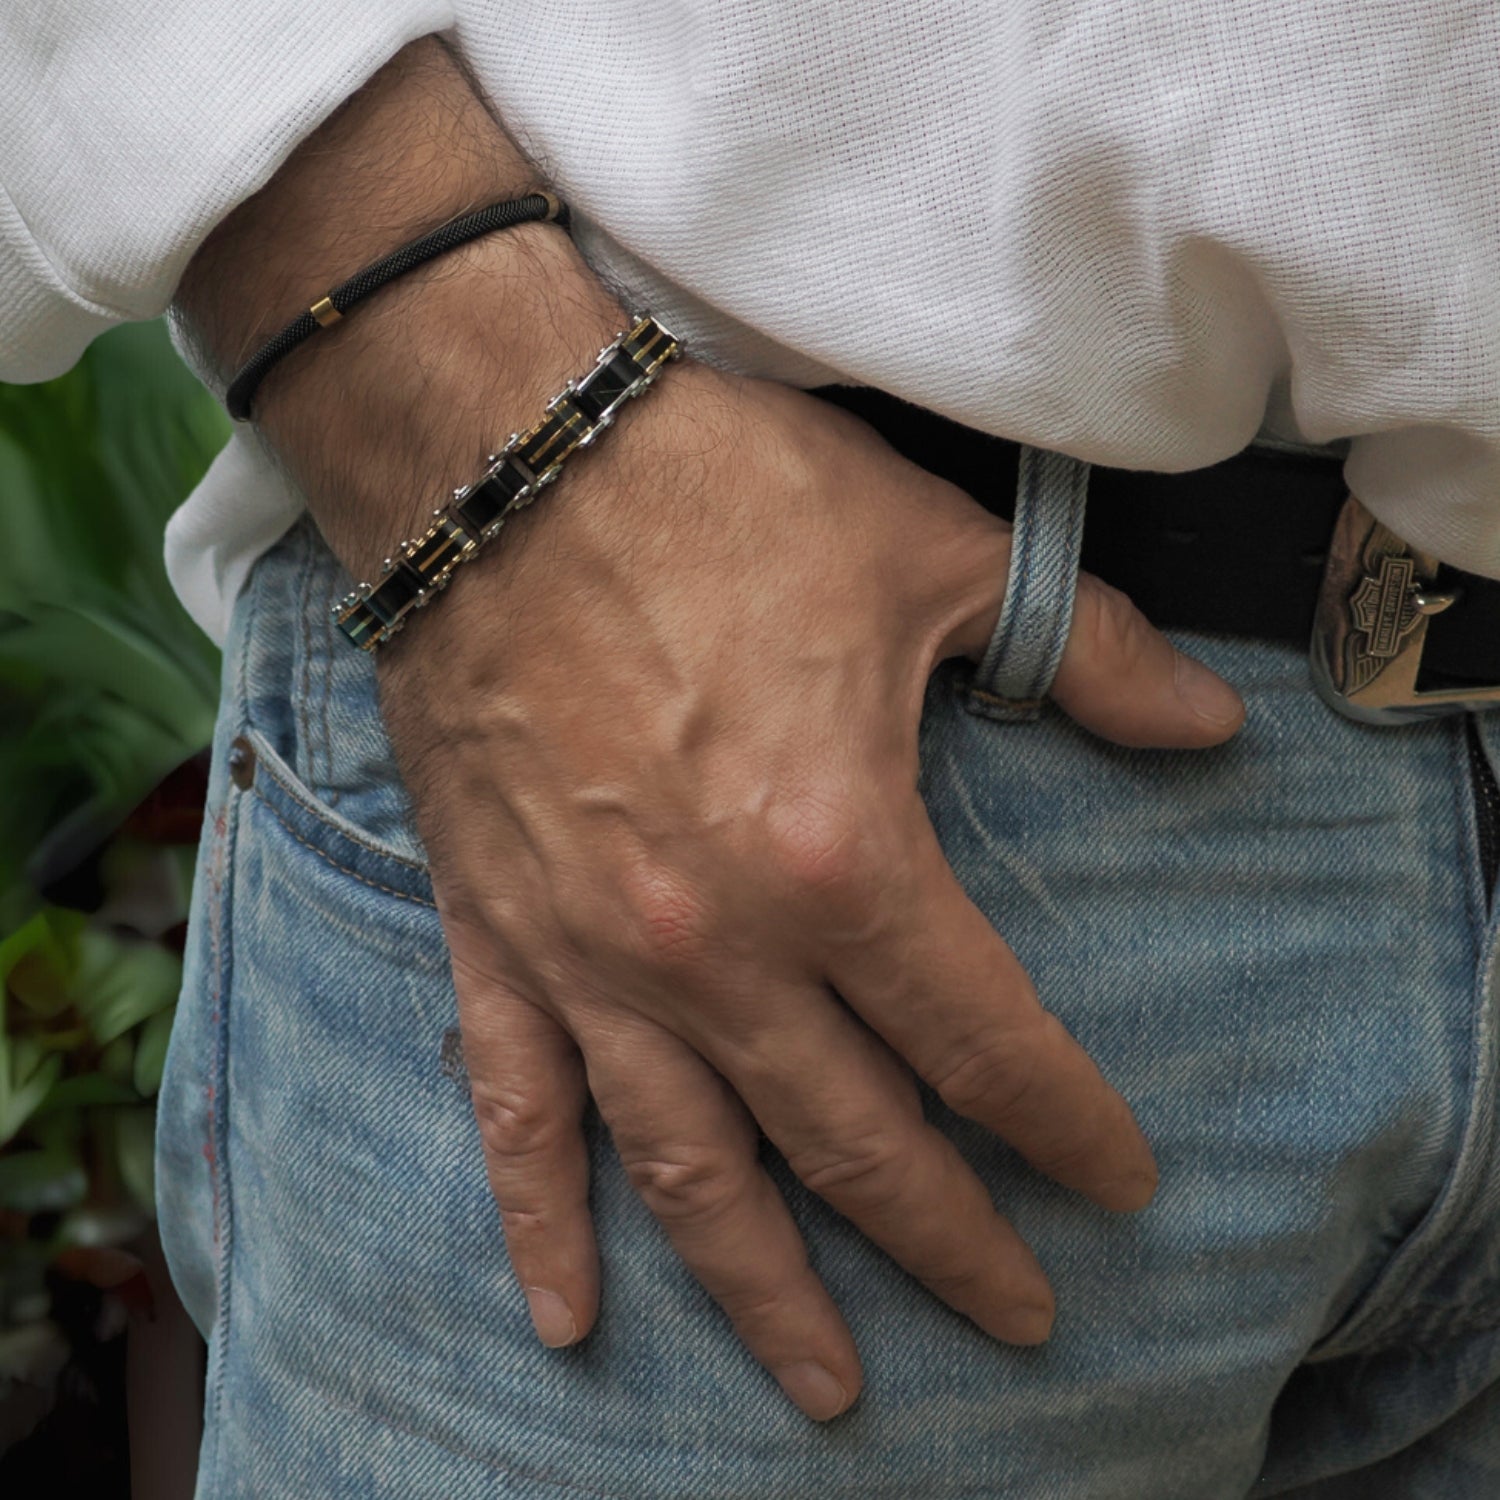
top-left (200, 781), bottom-right (241, 1479)
top-left (250, 786), bottom-right (437, 910)
top-left (245, 728), bottom-right (430, 874)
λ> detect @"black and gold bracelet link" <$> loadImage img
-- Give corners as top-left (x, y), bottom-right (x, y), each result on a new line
top-left (333, 314), bottom-right (681, 651)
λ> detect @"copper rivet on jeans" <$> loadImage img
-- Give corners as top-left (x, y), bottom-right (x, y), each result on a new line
top-left (227, 736), bottom-right (256, 791)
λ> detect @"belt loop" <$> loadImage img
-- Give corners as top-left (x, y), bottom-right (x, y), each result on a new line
top-left (966, 445), bottom-right (1090, 723)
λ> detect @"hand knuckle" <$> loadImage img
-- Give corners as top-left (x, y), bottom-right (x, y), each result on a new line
top-left (471, 1080), bottom-right (557, 1163)
top-left (930, 1023), bottom-right (1046, 1122)
top-left (497, 1205), bottom-right (548, 1238)
top-left (1028, 1130), bottom-right (1108, 1183)
top-left (764, 794), bottom-right (869, 901)
top-left (1078, 575), bottom-right (1147, 666)
top-left (793, 1131), bottom-right (908, 1207)
top-left (715, 1276), bottom-right (799, 1328)
top-left (920, 1258), bottom-right (991, 1300)
top-left (615, 860), bottom-right (714, 970)
top-left (623, 1147), bottom-right (743, 1225)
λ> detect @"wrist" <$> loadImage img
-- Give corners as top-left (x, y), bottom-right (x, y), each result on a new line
top-left (259, 222), bottom-right (632, 578)
top-left (176, 37), bottom-right (531, 375)
top-left (172, 35), bottom-right (640, 577)
top-left (371, 351), bottom-right (738, 709)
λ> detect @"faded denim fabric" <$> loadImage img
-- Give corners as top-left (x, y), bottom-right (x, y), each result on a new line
top-left (967, 447), bottom-right (1090, 723)
top-left (157, 514), bottom-right (1500, 1498)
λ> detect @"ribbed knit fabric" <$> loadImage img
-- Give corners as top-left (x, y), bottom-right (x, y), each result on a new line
top-left (0, 1), bottom-right (452, 376)
top-left (3, 2), bottom-right (1498, 637)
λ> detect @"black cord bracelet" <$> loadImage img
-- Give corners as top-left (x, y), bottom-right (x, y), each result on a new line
top-left (223, 191), bottom-right (569, 421)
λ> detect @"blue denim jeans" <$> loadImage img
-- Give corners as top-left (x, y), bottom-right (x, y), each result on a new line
top-left (158, 511), bottom-right (1500, 1498)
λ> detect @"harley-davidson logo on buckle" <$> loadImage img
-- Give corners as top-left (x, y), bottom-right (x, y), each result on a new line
top-left (1310, 496), bottom-right (1496, 724)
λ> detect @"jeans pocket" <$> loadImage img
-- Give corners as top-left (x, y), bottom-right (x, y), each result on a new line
top-left (236, 514), bottom-right (432, 867)
top-left (233, 727), bottom-right (433, 901)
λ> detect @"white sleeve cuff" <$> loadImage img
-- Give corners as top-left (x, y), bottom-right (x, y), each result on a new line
top-left (0, 0), bottom-right (455, 382)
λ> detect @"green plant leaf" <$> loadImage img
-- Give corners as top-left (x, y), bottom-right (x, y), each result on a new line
top-left (2, 914), bottom-right (84, 1039)
top-left (1, 319), bottom-right (222, 1233)
top-left (98, 1036), bottom-right (134, 1086)
top-left (132, 1005), bottom-right (175, 1098)
top-left (69, 930), bottom-right (182, 1044)
top-left (36, 1073), bottom-right (141, 1113)
top-left (0, 1037), bottom-right (64, 1144)
top-left (0, 318), bottom-right (224, 923)
top-left (0, 913), bottom-right (51, 987)
top-left (0, 910), bottom-right (81, 995)
top-left (26, 1106), bottom-right (84, 1154)
top-left (0, 605), bottom-right (215, 746)
top-left (0, 1146), bottom-right (87, 1213)
top-left (112, 1107), bottom-right (156, 1214)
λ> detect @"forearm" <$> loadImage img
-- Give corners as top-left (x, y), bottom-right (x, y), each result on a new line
top-left (172, 34), bottom-right (629, 583)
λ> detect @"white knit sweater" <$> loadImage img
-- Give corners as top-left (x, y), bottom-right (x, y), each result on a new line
top-left (3, 2), bottom-right (1497, 638)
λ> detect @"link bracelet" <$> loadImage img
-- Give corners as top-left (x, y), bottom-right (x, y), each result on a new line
top-left (333, 314), bottom-right (681, 651)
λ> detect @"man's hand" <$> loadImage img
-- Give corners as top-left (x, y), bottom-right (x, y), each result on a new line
top-left (175, 35), bottom-right (1245, 1423)
top-left (373, 360), bottom-right (1242, 1421)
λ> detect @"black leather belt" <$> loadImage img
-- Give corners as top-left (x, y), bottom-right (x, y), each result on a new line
top-left (812, 384), bottom-right (1500, 696)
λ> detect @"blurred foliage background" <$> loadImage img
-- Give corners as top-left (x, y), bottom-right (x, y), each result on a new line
top-left (0, 320), bottom-right (228, 1477)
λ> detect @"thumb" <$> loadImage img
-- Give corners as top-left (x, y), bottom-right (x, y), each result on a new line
top-left (1050, 571), bottom-right (1245, 749)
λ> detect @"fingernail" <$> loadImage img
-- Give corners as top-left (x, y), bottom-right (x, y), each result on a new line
top-left (992, 1300), bottom-right (1055, 1346)
top-left (773, 1361), bottom-right (850, 1421)
top-left (1173, 651), bottom-right (1244, 728)
top-left (524, 1287), bottom-right (577, 1348)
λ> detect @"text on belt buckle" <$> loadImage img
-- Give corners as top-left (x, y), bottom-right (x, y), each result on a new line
top-left (1311, 495), bottom-right (1500, 724)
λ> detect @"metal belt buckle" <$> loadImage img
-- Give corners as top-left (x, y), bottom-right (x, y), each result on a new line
top-left (1312, 495), bottom-right (1500, 724)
